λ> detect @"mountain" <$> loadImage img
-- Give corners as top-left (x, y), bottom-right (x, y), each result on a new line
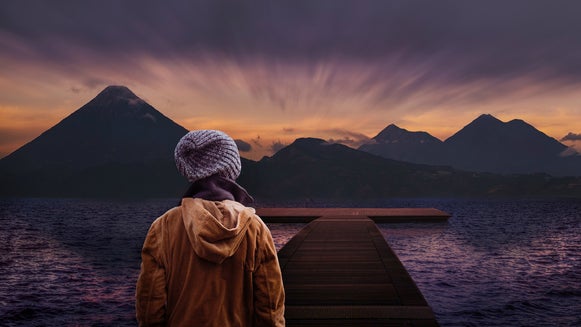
top-left (358, 124), bottom-right (444, 165)
top-left (0, 86), bottom-right (189, 197)
top-left (238, 138), bottom-right (581, 201)
top-left (2, 89), bottom-right (580, 199)
top-left (359, 114), bottom-right (581, 176)
top-left (443, 114), bottom-right (579, 175)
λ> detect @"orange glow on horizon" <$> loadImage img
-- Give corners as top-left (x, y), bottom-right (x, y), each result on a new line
top-left (0, 55), bottom-right (580, 160)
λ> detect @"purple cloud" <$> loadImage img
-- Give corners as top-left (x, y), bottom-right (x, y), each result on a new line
top-left (561, 132), bottom-right (581, 142)
top-left (326, 129), bottom-right (372, 148)
top-left (2, 1), bottom-right (581, 86)
top-left (234, 139), bottom-right (252, 152)
top-left (2, 1), bottom-right (581, 112)
top-left (270, 140), bottom-right (287, 153)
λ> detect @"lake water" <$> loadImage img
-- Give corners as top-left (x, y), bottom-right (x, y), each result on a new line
top-left (0, 198), bottom-right (579, 326)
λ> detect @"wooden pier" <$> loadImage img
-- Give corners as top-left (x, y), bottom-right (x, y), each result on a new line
top-left (258, 207), bottom-right (450, 223)
top-left (278, 216), bottom-right (440, 326)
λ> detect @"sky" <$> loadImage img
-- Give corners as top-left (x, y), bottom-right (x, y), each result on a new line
top-left (1, 0), bottom-right (581, 160)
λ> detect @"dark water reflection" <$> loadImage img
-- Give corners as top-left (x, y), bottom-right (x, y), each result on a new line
top-left (1, 198), bottom-right (580, 326)
top-left (0, 198), bottom-right (175, 326)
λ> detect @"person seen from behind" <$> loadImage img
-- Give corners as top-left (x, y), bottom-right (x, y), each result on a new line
top-left (136, 130), bottom-right (285, 326)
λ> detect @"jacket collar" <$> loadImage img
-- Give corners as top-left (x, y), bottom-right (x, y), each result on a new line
top-left (182, 174), bottom-right (254, 206)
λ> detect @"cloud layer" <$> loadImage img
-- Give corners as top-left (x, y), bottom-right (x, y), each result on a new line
top-left (1, 1), bottom-right (581, 159)
top-left (562, 133), bottom-right (581, 142)
top-left (3, 1), bottom-right (581, 88)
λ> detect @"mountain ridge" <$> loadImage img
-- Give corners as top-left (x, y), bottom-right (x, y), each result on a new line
top-left (1, 87), bottom-right (580, 198)
top-left (0, 85), bottom-right (189, 197)
top-left (373, 124), bottom-right (443, 144)
top-left (359, 114), bottom-right (580, 176)
top-left (359, 124), bottom-right (444, 166)
top-left (1, 85), bottom-right (189, 171)
top-left (239, 137), bottom-right (581, 200)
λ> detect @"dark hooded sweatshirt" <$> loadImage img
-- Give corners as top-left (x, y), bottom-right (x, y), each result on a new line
top-left (135, 198), bottom-right (285, 326)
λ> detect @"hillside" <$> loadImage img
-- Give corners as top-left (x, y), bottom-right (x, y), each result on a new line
top-left (238, 138), bottom-right (581, 200)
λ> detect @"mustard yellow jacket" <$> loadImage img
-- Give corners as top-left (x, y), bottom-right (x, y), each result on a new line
top-left (136, 198), bottom-right (285, 326)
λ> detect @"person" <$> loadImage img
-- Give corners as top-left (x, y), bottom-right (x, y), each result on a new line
top-left (136, 130), bottom-right (285, 326)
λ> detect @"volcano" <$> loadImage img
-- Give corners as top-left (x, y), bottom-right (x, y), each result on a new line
top-left (0, 86), bottom-right (190, 197)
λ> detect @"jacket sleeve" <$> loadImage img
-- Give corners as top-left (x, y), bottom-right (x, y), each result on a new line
top-left (253, 225), bottom-right (286, 327)
top-left (135, 218), bottom-right (167, 326)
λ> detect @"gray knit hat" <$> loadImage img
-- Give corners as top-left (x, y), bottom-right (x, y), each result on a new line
top-left (174, 130), bottom-right (241, 182)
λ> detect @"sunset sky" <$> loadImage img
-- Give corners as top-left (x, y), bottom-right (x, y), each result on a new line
top-left (1, 0), bottom-right (581, 160)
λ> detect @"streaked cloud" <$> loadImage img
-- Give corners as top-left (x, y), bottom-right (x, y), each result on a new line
top-left (3, 1), bottom-right (581, 85)
top-left (1, 1), bottom-right (581, 160)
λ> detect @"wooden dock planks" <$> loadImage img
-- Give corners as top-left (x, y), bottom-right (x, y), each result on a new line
top-left (257, 207), bottom-right (450, 223)
top-left (278, 216), bottom-right (439, 326)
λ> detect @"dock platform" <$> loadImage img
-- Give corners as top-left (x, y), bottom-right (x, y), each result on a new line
top-left (278, 216), bottom-right (439, 326)
top-left (258, 207), bottom-right (450, 223)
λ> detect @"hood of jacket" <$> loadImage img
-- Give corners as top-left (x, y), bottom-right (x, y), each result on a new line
top-left (181, 198), bottom-right (256, 264)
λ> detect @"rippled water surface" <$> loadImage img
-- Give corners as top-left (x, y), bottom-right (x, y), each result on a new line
top-left (0, 198), bottom-right (580, 326)
top-left (377, 198), bottom-right (581, 327)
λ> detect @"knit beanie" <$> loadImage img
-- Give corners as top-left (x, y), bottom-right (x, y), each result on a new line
top-left (174, 130), bottom-right (242, 183)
